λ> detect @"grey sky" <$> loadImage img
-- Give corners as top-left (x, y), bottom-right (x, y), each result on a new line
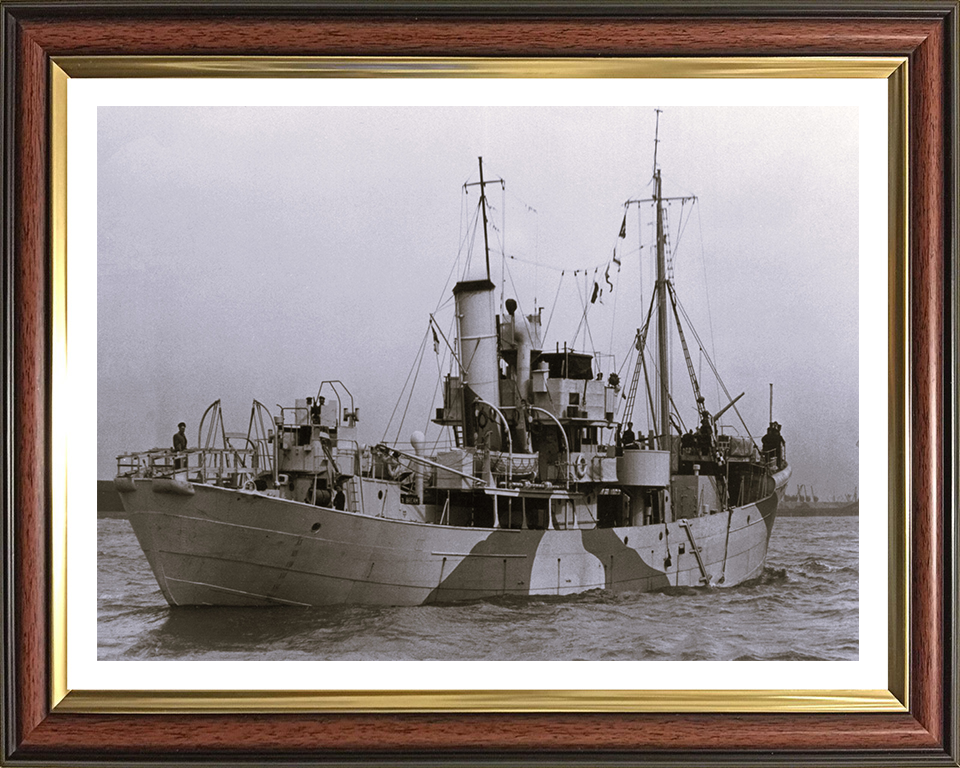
top-left (98, 105), bottom-right (859, 499)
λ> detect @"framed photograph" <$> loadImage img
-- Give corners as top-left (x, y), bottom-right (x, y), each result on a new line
top-left (2, 3), bottom-right (957, 765)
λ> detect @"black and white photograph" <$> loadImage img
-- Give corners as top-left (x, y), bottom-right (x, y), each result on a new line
top-left (96, 101), bottom-right (861, 664)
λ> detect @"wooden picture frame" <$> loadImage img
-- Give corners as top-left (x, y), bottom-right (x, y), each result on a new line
top-left (2, 2), bottom-right (957, 765)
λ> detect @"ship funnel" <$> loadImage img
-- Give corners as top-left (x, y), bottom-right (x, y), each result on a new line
top-left (453, 279), bottom-right (499, 409)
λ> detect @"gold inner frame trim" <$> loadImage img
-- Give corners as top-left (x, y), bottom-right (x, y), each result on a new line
top-left (886, 62), bottom-right (909, 711)
top-left (49, 56), bottom-right (909, 715)
top-left (54, 55), bottom-right (905, 79)
top-left (55, 688), bottom-right (905, 714)
top-left (50, 62), bottom-right (69, 709)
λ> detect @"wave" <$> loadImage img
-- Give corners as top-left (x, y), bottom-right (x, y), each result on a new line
top-left (740, 566), bottom-right (792, 587)
top-left (734, 650), bottom-right (830, 661)
top-left (797, 557), bottom-right (859, 576)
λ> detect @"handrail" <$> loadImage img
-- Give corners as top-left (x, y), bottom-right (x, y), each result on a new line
top-left (198, 399), bottom-right (229, 451)
top-left (528, 405), bottom-right (570, 489)
top-left (317, 380), bottom-right (358, 428)
top-left (116, 445), bottom-right (257, 486)
top-left (246, 399), bottom-right (275, 476)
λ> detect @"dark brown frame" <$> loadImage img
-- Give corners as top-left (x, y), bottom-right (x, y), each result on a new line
top-left (2, 3), bottom-right (957, 765)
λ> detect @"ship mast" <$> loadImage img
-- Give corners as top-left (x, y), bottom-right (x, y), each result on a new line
top-left (452, 158), bottom-right (505, 449)
top-left (653, 110), bottom-right (670, 449)
top-left (478, 156), bottom-right (492, 281)
top-left (625, 113), bottom-right (746, 455)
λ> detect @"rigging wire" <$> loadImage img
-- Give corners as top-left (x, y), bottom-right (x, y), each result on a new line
top-left (637, 201), bottom-right (644, 308)
top-left (426, 345), bottom-right (448, 451)
top-left (501, 181), bottom-right (506, 321)
top-left (641, 349), bottom-right (657, 435)
top-left (503, 251), bottom-right (626, 274)
top-left (381, 326), bottom-right (430, 444)
top-left (643, 339), bottom-right (688, 437)
top-left (696, 203), bottom-right (721, 409)
top-left (502, 187), bottom-right (540, 309)
top-left (434, 294), bottom-right (456, 314)
top-left (504, 259), bottom-right (536, 348)
top-left (616, 340), bottom-right (636, 380)
top-left (674, 292), bottom-right (757, 448)
top-left (435, 251), bottom-right (465, 315)
top-left (572, 273), bottom-right (588, 346)
top-left (481, 190), bottom-right (506, 312)
top-left (454, 179), bottom-right (467, 285)
top-left (460, 202), bottom-right (482, 280)
top-left (542, 270), bottom-right (566, 341)
top-left (571, 270), bottom-right (599, 357)
top-left (607, 261), bottom-right (622, 361)
top-left (434, 185), bottom-right (483, 317)
top-left (393, 330), bottom-right (430, 447)
top-left (671, 196), bottom-right (697, 259)
top-left (458, 180), bottom-right (479, 274)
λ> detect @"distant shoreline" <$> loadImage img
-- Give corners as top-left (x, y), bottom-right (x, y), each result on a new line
top-left (779, 502), bottom-right (859, 518)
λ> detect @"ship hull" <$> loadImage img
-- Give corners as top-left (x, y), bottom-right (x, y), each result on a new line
top-left (119, 476), bottom-right (785, 607)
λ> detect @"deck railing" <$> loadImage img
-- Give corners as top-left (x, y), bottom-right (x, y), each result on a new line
top-left (116, 447), bottom-right (258, 487)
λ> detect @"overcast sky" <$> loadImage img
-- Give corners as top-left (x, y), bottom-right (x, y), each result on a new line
top-left (98, 105), bottom-right (859, 499)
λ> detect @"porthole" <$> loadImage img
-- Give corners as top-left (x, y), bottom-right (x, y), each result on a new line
top-left (624, 536), bottom-right (629, 545)
top-left (378, 490), bottom-right (384, 500)
top-left (747, 515), bottom-right (751, 524)
top-left (311, 522), bottom-right (321, 532)
top-left (659, 532), bottom-right (663, 540)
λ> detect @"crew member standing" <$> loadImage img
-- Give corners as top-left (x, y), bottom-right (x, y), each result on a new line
top-left (173, 421), bottom-right (187, 469)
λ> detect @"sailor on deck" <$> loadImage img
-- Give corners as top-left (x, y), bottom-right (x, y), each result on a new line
top-left (690, 413), bottom-right (709, 454)
top-left (172, 422), bottom-right (187, 469)
top-left (310, 396), bottom-right (325, 425)
top-left (761, 422), bottom-right (785, 468)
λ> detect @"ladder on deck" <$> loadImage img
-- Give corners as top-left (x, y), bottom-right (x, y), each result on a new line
top-left (623, 321), bottom-right (653, 427)
top-left (345, 476), bottom-right (363, 514)
top-left (623, 331), bottom-right (644, 426)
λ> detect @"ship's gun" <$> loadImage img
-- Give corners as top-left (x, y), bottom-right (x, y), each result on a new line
top-left (374, 444), bottom-right (487, 489)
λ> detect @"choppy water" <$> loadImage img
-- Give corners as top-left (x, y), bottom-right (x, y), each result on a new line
top-left (98, 516), bottom-right (858, 661)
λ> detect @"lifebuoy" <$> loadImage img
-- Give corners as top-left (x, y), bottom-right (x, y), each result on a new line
top-left (476, 410), bottom-right (488, 429)
top-left (575, 454), bottom-right (588, 478)
top-left (242, 478), bottom-right (257, 491)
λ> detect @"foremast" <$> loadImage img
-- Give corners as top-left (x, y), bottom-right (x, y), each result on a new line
top-left (653, 111), bottom-right (670, 450)
top-left (635, 109), bottom-right (699, 450)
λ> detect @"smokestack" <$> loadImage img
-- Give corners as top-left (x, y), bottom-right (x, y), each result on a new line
top-left (453, 279), bottom-right (499, 409)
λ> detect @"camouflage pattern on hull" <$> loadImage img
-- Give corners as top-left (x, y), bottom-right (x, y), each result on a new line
top-left (121, 478), bottom-right (781, 607)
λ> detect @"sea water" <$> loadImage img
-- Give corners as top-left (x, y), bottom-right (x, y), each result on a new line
top-left (97, 516), bottom-right (858, 661)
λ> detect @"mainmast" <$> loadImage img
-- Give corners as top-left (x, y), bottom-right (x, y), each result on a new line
top-left (478, 156), bottom-right (492, 281)
top-left (653, 111), bottom-right (670, 450)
